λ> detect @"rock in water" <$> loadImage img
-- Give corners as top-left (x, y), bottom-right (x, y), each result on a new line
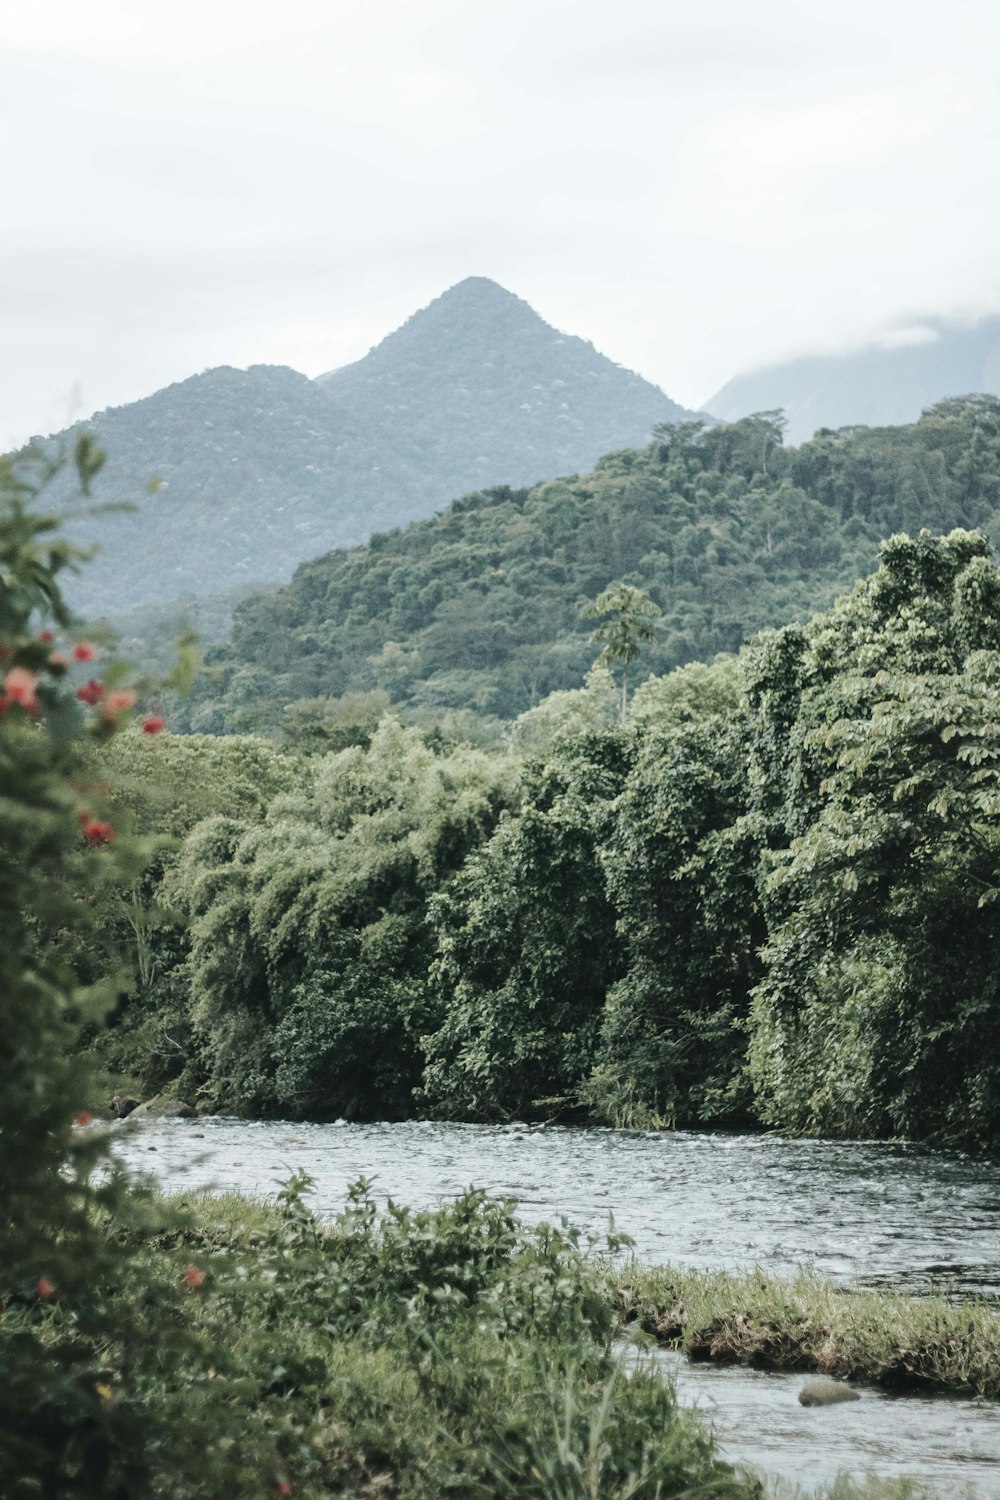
top-left (109, 1094), bottom-right (140, 1118)
top-left (799, 1377), bottom-right (861, 1407)
top-left (129, 1096), bottom-right (196, 1120)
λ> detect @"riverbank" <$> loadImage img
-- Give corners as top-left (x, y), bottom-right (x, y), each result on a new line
top-left (176, 1190), bottom-right (1000, 1400)
top-left (613, 1265), bottom-right (1000, 1398)
top-left (14, 1180), bottom-right (764, 1499)
top-left (139, 1187), bottom-right (998, 1497)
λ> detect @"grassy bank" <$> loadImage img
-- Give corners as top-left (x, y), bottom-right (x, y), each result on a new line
top-left (9, 1178), bottom-right (992, 1496)
top-left (182, 1194), bottom-right (1000, 1399)
top-left (9, 1179), bottom-right (763, 1499)
top-left (614, 1265), bottom-right (1000, 1398)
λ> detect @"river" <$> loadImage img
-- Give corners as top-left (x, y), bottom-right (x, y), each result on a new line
top-left (112, 1118), bottom-right (1000, 1496)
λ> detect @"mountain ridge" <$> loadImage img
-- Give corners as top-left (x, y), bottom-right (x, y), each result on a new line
top-left (708, 313), bottom-right (1000, 442)
top-left (27, 278), bottom-right (698, 617)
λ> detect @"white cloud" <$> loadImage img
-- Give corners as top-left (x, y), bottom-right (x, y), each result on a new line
top-left (874, 325), bottom-right (942, 350)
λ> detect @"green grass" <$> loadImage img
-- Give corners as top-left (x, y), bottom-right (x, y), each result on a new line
top-left (613, 1264), bottom-right (1000, 1397)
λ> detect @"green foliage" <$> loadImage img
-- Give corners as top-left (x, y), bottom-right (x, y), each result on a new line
top-left (100, 524), bottom-right (1000, 1149)
top-left (586, 715), bottom-right (762, 1129)
top-left (0, 450), bottom-right (291, 1495)
top-left (509, 664), bottom-right (618, 758)
top-left (188, 397), bottom-right (1000, 728)
top-left (747, 531), bottom-right (1000, 1146)
top-left (617, 1260), bottom-right (1000, 1396)
top-left (583, 580), bottom-right (662, 720)
top-left (99, 1180), bottom-right (755, 1500)
top-left (629, 654), bottom-right (741, 731)
top-left (168, 719), bottom-right (515, 1116)
top-left (422, 732), bottom-right (633, 1120)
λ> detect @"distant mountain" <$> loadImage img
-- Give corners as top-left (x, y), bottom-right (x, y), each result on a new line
top-left (316, 276), bottom-right (688, 494)
top-left (27, 277), bottom-right (698, 617)
top-left (708, 314), bottom-right (1000, 444)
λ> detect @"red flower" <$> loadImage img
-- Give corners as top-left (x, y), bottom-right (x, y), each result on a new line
top-left (76, 679), bottom-right (105, 706)
top-left (74, 1111), bottom-right (93, 1126)
top-left (36, 1277), bottom-right (56, 1301)
top-left (80, 812), bottom-right (115, 846)
top-left (72, 642), bottom-right (96, 662)
top-left (275, 1480), bottom-right (294, 1497)
top-left (141, 714), bottom-right (166, 734)
top-left (38, 630), bottom-right (55, 643)
top-left (184, 1266), bottom-right (206, 1290)
top-left (3, 668), bottom-right (39, 714)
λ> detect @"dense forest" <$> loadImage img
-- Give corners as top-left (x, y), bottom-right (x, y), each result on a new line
top-left (85, 522), bottom-right (1000, 1150)
top-left (181, 395), bottom-right (1000, 731)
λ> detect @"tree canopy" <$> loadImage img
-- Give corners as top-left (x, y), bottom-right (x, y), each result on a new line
top-left (177, 397), bottom-right (1000, 731)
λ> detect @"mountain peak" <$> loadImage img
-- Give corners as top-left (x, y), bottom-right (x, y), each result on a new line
top-left (45, 280), bottom-right (699, 617)
top-left (437, 276), bottom-right (522, 302)
top-left (318, 278), bottom-right (555, 383)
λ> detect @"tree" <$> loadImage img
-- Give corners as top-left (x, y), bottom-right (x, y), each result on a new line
top-left (421, 730), bottom-right (633, 1121)
top-left (745, 531), bottom-right (1000, 1147)
top-left (582, 582), bottom-right (662, 722)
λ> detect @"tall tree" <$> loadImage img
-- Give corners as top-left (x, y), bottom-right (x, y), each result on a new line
top-left (582, 582), bottom-right (662, 722)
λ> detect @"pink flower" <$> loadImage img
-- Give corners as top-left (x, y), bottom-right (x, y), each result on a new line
top-left (3, 668), bottom-right (39, 714)
top-left (80, 812), bottom-right (115, 847)
top-left (74, 1111), bottom-right (93, 1126)
top-left (103, 690), bottom-right (136, 717)
top-left (38, 630), bottom-right (55, 643)
top-left (184, 1266), bottom-right (206, 1290)
top-left (72, 643), bottom-right (96, 662)
top-left (36, 1278), bottom-right (56, 1301)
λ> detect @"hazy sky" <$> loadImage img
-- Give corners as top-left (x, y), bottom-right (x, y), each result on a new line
top-left (3, 0), bottom-right (998, 446)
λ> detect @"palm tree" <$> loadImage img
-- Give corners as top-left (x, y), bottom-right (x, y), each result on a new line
top-left (582, 582), bottom-right (661, 723)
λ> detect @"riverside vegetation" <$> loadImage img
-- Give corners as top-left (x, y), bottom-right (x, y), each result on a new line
top-left (92, 520), bottom-right (1000, 1148)
top-left (6, 431), bottom-right (1000, 1494)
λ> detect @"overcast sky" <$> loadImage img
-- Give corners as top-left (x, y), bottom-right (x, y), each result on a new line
top-left (3, 0), bottom-right (998, 446)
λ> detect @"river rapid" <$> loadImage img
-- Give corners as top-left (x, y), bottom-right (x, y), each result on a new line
top-left (112, 1118), bottom-right (1000, 1496)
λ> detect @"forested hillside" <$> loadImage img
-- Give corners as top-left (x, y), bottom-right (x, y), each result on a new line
top-left (186, 396), bottom-right (1000, 730)
top-left (29, 277), bottom-right (695, 618)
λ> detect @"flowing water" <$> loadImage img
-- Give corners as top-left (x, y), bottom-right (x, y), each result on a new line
top-left (112, 1118), bottom-right (1000, 1496)
top-left (624, 1347), bottom-right (1000, 1497)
